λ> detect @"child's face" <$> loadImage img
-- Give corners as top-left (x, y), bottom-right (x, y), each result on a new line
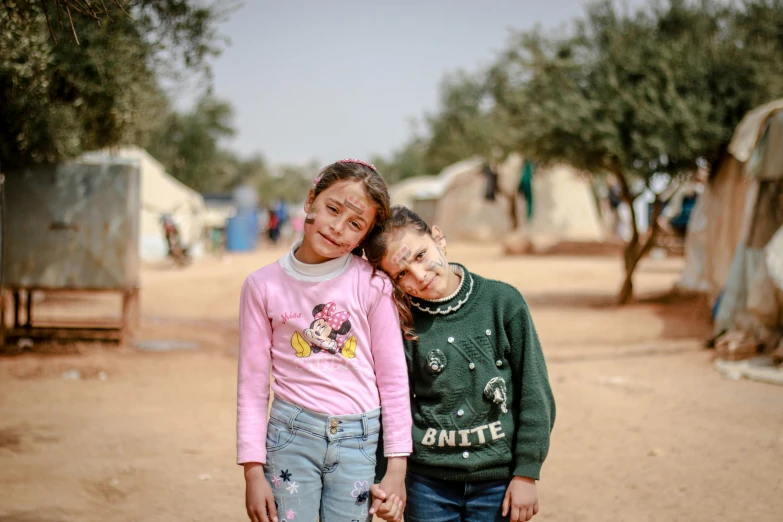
top-left (380, 227), bottom-right (452, 300)
top-left (300, 180), bottom-right (376, 263)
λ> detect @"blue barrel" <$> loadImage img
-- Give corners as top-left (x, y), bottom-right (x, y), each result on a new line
top-left (226, 211), bottom-right (257, 252)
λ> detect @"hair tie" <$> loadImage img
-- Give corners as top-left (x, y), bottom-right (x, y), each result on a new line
top-left (339, 158), bottom-right (376, 171)
top-left (312, 175), bottom-right (322, 187)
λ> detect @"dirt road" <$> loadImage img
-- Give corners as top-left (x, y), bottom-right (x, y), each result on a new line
top-left (1, 243), bottom-right (781, 522)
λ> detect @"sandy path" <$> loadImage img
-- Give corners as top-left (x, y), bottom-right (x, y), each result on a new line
top-left (1, 243), bottom-right (780, 522)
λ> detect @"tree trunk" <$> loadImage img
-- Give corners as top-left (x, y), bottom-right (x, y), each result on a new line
top-left (618, 231), bottom-right (658, 304)
top-left (613, 170), bottom-right (663, 304)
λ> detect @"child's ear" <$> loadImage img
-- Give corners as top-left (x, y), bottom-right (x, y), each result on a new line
top-left (432, 226), bottom-right (447, 251)
top-left (304, 190), bottom-right (315, 212)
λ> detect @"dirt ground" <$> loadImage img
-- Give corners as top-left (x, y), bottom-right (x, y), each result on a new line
top-left (1, 243), bottom-right (781, 522)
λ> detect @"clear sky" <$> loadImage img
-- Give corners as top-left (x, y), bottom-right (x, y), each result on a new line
top-left (183, 0), bottom-right (641, 165)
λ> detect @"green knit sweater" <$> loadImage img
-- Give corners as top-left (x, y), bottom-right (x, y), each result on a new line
top-left (403, 264), bottom-right (555, 482)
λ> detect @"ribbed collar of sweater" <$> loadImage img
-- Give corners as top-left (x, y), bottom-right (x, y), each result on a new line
top-left (410, 263), bottom-right (474, 315)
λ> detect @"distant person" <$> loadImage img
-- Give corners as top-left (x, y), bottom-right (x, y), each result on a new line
top-left (365, 206), bottom-right (556, 522)
top-left (276, 199), bottom-right (288, 229)
top-left (290, 215), bottom-right (304, 238)
top-left (657, 179), bottom-right (703, 238)
top-left (237, 160), bottom-right (411, 522)
top-left (266, 209), bottom-right (280, 244)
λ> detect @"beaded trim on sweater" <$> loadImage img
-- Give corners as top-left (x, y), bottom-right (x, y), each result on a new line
top-left (411, 264), bottom-right (473, 315)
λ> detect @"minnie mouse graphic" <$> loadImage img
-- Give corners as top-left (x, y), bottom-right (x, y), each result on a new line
top-left (291, 302), bottom-right (358, 359)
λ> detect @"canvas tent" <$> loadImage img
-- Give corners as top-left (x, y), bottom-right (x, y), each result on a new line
top-left (81, 147), bottom-right (206, 261)
top-left (678, 100), bottom-right (783, 349)
top-left (390, 155), bottom-right (605, 243)
top-left (517, 163), bottom-right (606, 244)
top-left (433, 157), bottom-right (513, 241)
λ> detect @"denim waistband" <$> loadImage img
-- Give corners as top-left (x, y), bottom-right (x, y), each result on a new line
top-left (269, 397), bottom-right (381, 441)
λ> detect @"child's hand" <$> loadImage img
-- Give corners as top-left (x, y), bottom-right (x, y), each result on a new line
top-left (368, 484), bottom-right (404, 522)
top-left (369, 456), bottom-right (407, 521)
top-left (502, 476), bottom-right (539, 522)
top-left (244, 463), bottom-right (278, 522)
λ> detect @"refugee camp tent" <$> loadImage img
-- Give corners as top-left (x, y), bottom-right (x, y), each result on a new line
top-left (389, 157), bottom-right (512, 240)
top-left (390, 175), bottom-right (450, 227)
top-left (678, 100), bottom-right (783, 350)
top-left (390, 155), bottom-right (606, 243)
top-left (82, 147), bottom-right (206, 261)
top-left (434, 157), bottom-right (605, 243)
top-left (519, 163), bottom-right (606, 244)
top-left (433, 157), bottom-right (515, 241)
top-left (677, 154), bottom-right (751, 295)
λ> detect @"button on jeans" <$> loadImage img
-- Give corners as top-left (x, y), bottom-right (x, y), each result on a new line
top-left (263, 398), bottom-right (380, 522)
top-left (405, 470), bottom-right (510, 522)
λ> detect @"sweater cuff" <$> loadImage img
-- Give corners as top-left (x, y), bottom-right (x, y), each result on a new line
top-left (513, 461), bottom-right (543, 481)
top-left (384, 453), bottom-right (410, 457)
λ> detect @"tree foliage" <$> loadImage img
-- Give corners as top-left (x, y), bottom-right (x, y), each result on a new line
top-left (0, 0), bottom-right (226, 169)
top-left (372, 136), bottom-right (430, 185)
top-left (143, 95), bottom-right (237, 192)
top-left (487, 0), bottom-right (783, 302)
top-left (377, 0), bottom-right (783, 303)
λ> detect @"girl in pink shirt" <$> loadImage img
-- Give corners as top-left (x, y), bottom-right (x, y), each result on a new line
top-left (237, 159), bottom-right (411, 522)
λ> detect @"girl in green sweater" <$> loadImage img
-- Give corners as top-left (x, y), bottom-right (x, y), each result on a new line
top-left (364, 206), bottom-right (556, 522)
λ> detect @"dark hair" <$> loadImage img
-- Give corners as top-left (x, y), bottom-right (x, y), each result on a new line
top-left (364, 205), bottom-right (434, 340)
top-left (313, 160), bottom-right (391, 256)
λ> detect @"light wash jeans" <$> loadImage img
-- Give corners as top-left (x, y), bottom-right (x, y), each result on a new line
top-left (263, 397), bottom-right (380, 522)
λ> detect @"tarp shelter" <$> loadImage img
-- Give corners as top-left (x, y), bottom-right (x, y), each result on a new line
top-left (390, 155), bottom-right (605, 243)
top-left (82, 147), bottom-right (206, 261)
top-left (678, 100), bottom-right (783, 344)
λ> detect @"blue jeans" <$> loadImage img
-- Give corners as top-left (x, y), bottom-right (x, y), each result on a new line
top-left (263, 398), bottom-right (380, 522)
top-left (405, 471), bottom-right (510, 522)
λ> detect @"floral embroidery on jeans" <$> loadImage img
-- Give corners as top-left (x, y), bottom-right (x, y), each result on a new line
top-left (351, 480), bottom-right (369, 503)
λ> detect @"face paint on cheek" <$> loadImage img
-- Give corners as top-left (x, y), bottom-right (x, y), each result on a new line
top-left (304, 213), bottom-right (316, 225)
top-left (390, 244), bottom-right (411, 267)
top-left (344, 195), bottom-right (368, 215)
top-left (429, 249), bottom-right (447, 270)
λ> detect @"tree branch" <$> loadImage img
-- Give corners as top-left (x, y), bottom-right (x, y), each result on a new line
top-left (56, 0), bottom-right (64, 32)
top-left (65, 4), bottom-right (79, 44)
top-left (111, 0), bottom-right (131, 19)
top-left (40, 0), bottom-right (58, 44)
top-left (99, 0), bottom-right (112, 21)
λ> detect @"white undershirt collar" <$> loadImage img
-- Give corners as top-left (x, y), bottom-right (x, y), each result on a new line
top-left (279, 241), bottom-right (353, 282)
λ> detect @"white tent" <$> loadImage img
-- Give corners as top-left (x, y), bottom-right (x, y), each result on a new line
top-left (522, 163), bottom-right (606, 244)
top-left (81, 147), bottom-right (206, 261)
top-left (390, 155), bottom-right (605, 243)
top-left (389, 158), bottom-right (486, 231)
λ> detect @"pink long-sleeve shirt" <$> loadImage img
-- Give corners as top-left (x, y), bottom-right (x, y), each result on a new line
top-left (236, 250), bottom-right (412, 465)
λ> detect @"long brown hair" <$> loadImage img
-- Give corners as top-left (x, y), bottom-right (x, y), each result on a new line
top-left (312, 160), bottom-right (391, 256)
top-left (364, 206), bottom-right (434, 340)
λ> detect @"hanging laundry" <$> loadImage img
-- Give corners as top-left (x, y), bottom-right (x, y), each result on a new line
top-left (518, 160), bottom-right (536, 221)
top-left (481, 163), bottom-right (498, 201)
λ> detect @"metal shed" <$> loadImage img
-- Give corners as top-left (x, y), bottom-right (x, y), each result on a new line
top-left (1, 160), bottom-right (141, 345)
